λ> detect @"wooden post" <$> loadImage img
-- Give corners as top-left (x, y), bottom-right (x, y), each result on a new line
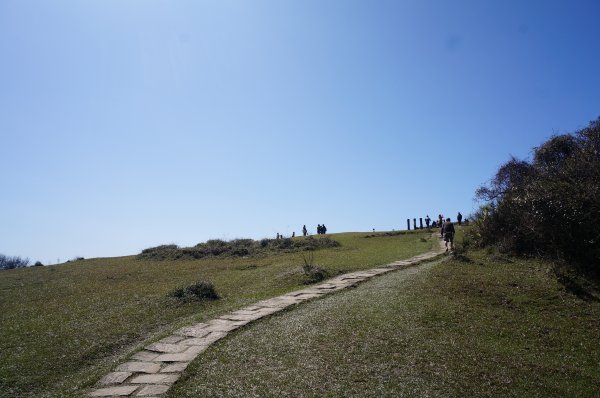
top-left (407, 219), bottom-right (410, 230)
top-left (419, 218), bottom-right (423, 229)
top-left (413, 218), bottom-right (416, 230)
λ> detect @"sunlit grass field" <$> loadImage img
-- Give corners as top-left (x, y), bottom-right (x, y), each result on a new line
top-left (168, 248), bottom-right (600, 398)
top-left (0, 231), bottom-right (432, 397)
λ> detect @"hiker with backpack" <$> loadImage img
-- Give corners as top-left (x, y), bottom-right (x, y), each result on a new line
top-left (441, 218), bottom-right (455, 252)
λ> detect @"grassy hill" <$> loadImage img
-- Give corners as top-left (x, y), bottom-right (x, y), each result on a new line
top-left (0, 231), bottom-right (432, 397)
top-left (167, 249), bottom-right (600, 398)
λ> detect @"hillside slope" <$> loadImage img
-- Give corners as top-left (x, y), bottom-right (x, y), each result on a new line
top-left (168, 251), bottom-right (600, 397)
top-left (0, 231), bottom-right (431, 397)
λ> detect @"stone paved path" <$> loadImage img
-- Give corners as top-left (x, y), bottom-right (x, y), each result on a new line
top-left (89, 236), bottom-right (445, 397)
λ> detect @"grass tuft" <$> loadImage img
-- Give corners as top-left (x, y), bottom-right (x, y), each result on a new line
top-left (300, 251), bottom-right (327, 284)
top-left (168, 280), bottom-right (219, 302)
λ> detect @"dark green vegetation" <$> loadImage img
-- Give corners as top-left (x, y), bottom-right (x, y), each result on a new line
top-left (0, 231), bottom-right (431, 398)
top-left (138, 236), bottom-right (340, 261)
top-left (168, 249), bottom-right (600, 398)
top-left (300, 251), bottom-right (328, 283)
top-left (168, 280), bottom-right (220, 302)
top-left (474, 117), bottom-right (600, 279)
top-left (364, 230), bottom-right (412, 238)
top-left (0, 254), bottom-right (29, 270)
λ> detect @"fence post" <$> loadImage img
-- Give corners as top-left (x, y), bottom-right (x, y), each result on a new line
top-left (419, 218), bottom-right (423, 229)
top-left (407, 219), bottom-right (410, 230)
top-left (413, 218), bottom-right (416, 230)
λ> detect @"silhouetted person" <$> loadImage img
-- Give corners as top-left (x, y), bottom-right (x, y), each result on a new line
top-left (425, 215), bottom-right (431, 228)
top-left (457, 212), bottom-right (463, 226)
top-left (276, 233), bottom-right (280, 240)
top-left (302, 225), bottom-right (308, 236)
top-left (323, 224), bottom-right (327, 234)
top-left (317, 224), bottom-right (322, 235)
top-left (292, 232), bottom-right (295, 238)
top-left (441, 218), bottom-right (455, 252)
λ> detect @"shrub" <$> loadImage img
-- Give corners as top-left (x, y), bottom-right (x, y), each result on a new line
top-left (139, 244), bottom-right (181, 260)
top-left (34, 261), bottom-right (44, 267)
top-left (364, 231), bottom-right (410, 238)
top-left (138, 236), bottom-right (341, 261)
top-left (293, 236), bottom-right (341, 251)
top-left (0, 254), bottom-right (29, 270)
top-left (168, 280), bottom-right (219, 302)
top-left (473, 117), bottom-right (600, 278)
top-left (301, 251), bottom-right (328, 284)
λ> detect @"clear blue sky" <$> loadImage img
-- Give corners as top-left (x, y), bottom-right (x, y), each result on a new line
top-left (1, 1), bottom-right (599, 263)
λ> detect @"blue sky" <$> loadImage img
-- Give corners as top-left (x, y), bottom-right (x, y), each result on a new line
top-left (1, 0), bottom-right (599, 263)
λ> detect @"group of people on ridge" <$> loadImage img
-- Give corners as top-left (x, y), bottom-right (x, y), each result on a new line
top-left (297, 224), bottom-right (327, 237)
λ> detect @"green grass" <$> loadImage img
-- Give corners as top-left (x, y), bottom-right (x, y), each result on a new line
top-left (0, 231), bottom-right (432, 397)
top-left (167, 248), bottom-right (600, 397)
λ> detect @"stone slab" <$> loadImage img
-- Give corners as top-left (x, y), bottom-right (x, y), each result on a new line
top-left (220, 313), bottom-right (261, 322)
top-left (328, 280), bottom-right (356, 286)
top-left (230, 309), bottom-right (261, 316)
top-left (181, 331), bottom-right (227, 346)
top-left (338, 276), bottom-right (367, 280)
top-left (221, 317), bottom-right (253, 326)
top-left (157, 335), bottom-right (186, 344)
top-left (299, 290), bottom-right (329, 296)
top-left (241, 305), bottom-right (263, 311)
top-left (204, 320), bottom-right (244, 332)
top-left (131, 351), bottom-right (159, 362)
top-left (130, 373), bottom-right (180, 385)
top-left (313, 284), bottom-right (338, 290)
top-left (293, 293), bottom-right (323, 300)
top-left (89, 385), bottom-right (138, 396)
top-left (279, 295), bottom-right (309, 302)
top-left (153, 351), bottom-right (199, 362)
top-left (99, 371), bottom-right (132, 385)
top-left (294, 288), bottom-right (326, 295)
top-left (135, 384), bottom-right (170, 396)
top-left (286, 291), bottom-right (309, 296)
top-left (256, 298), bottom-right (298, 308)
top-left (174, 324), bottom-right (211, 338)
top-left (160, 362), bottom-right (190, 373)
top-left (146, 343), bottom-right (189, 353)
top-left (314, 285), bottom-right (344, 291)
top-left (117, 362), bottom-right (161, 374)
top-left (184, 345), bottom-right (208, 355)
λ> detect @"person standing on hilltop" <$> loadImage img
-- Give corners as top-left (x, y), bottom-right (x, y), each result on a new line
top-left (322, 224), bottom-right (327, 234)
top-left (302, 225), bottom-right (308, 236)
top-left (441, 218), bottom-right (455, 252)
top-left (457, 212), bottom-right (463, 226)
top-left (425, 215), bottom-right (431, 228)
